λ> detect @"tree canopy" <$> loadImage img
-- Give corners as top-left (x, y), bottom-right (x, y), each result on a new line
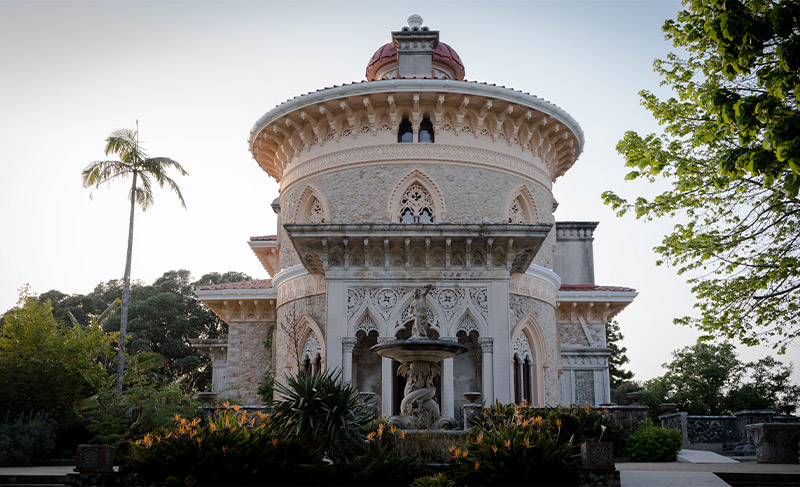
top-left (0, 291), bottom-right (115, 416)
top-left (38, 270), bottom-right (251, 391)
top-left (606, 320), bottom-right (634, 388)
top-left (642, 341), bottom-right (800, 414)
top-left (603, 0), bottom-right (800, 351)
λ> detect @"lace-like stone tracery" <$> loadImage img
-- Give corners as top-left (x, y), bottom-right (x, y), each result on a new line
top-left (307, 197), bottom-right (325, 223)
top-left (399, 183), bottom-right (435, 223)
top-left (508, 197), bottom-right (524, 223)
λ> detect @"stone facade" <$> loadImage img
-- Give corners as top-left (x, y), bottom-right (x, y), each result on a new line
top-left (191, 16), bottom-right (637, 413)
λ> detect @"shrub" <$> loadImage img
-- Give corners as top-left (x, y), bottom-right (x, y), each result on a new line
top-left (271, 369), bottom-right (373, 463)
top-left (411, 472), bottom-right (455, 487)
top-left (127, 404), bottom-right (311, 486)
top-left (456, 405), bottom-right (580, 486)
top-left (624, 425), bottom-right (683, 462)
top-left (329, 423), bottom-right (417, 486)
top-left (0, 411), bottom-right (55, 465)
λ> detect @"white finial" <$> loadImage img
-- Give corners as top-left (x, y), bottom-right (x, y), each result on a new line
top-left (407, 14), bottom-right (423, 28)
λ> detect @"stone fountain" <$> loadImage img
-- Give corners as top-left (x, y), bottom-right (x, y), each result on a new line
top-left (371, 286), bottom-right (468, 429)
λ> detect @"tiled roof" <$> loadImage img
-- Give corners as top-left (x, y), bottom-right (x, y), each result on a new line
top-left (196, 279), bottom-right (273, 291)
top-left (559, 285), bottom-right (636, 293)
top-left (250, 235), bottom-right (277, 241)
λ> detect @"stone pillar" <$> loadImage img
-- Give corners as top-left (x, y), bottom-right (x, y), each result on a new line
top-left (479, 337), bottom-right (494, 403)
top-left (379, 337), bottom-right (394, 416)
top-left (325, 281), bottom-right (346, 372)
top-left (341, 337), bottom-right (357, 384)
top-left (488, 281), bottom-right (511, 403)
top-left (443, 357), bottom-right (454, 419)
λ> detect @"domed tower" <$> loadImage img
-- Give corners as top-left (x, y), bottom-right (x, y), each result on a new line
top-left (195, 16), bottom-right (637, 411)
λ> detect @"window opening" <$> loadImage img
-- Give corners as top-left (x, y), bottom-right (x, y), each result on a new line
top-left (399, 183), bottom-right (435, 223)
top-left (398, 118), bottom-right (413, 143)
top-left (419, 118), bottom-right (434, 143)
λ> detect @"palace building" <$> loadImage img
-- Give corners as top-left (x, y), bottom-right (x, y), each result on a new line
top-left (190, 15), bottom-right (637, 416)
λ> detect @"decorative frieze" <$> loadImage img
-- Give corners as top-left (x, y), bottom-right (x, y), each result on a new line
top-left (276, 273), bottom-right (327, 306)
top-left (281, 144), bottom-right (551, 193)
top-left (346, 285), bottom-right (489, 337)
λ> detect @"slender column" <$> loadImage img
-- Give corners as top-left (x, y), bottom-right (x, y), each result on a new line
top-left (379, 337), bottom-right (394, 416)
top-left (441, 336), bottom-right (456, 418)
top-left (479, 337), bottom-right (494, 403)
top-left (341, 337), bottom-right (357, 384)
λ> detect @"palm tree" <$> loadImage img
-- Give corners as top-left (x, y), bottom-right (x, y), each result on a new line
top-left (82, 126), bottom-right (187, 390)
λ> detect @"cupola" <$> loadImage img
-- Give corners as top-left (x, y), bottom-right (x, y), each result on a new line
top-left (366, 15), bottom-right (465, 81)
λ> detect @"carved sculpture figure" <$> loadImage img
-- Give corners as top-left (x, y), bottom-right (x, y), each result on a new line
top-left (410, 285), bottom-right (432, 338)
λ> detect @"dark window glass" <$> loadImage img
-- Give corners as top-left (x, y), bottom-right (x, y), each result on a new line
top-left (419, 118), bottom-right (434, 143)
top-left (398, 118), bottom-right (413, 143)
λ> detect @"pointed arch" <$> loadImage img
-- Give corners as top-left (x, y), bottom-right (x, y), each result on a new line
top-left (299, 314), bottom-right (325, 373)
top-left (387, 170), bottom-right (447, 222)
top-left (388, 291), bottom-right (442, 338)
top-left (296, 185), bottom-right (328, 223)
top-left (505, 185), bottom-right (539, 223)
top-left (511, 315), bottom-right (547, 405)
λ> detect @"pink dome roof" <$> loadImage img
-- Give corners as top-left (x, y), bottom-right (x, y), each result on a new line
top-left (366, 42), bottom-right (465, 81)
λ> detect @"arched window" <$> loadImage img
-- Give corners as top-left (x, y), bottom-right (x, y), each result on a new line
top-left (513, 355), bottom-right (522, 404)
top-left (398, 118), bottom-right (413, 143)
top-left (399, 183), bottom-right (435, 223)
top-left (419, 118), bottom-right (434, 143)
top-left (307, 196), bottom-right (325, 223)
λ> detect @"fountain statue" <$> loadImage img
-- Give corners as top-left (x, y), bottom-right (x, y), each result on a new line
top-left (371, 286), bottom-right (468, 429)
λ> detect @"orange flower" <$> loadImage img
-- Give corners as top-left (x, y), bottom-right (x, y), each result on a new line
top-left (524, 438), bottom-right (530, 447)
top-left (367, 432), bottom-right (376, 440)
top-left (504, 439), bottom-right (511, 448)
top-left (476, 433), bottom-right (483, 443)
top-left (390, 425), bottom-right (397, 434)
top-left (453, 449), bottom-right (462, 458)
top-left (461, 451), bottom-right (468, 458)
top-left (474, 461), bottom-right (481, 470)
top-left (172, 414), bottom-right (182, 422)
top-left (448, 446), bottom-right (456, 453)
top-left (222, 446), bottom-right (228, 453)
top-left (401, 431), bottom-right (407, 439)
top-left (491, 445), bottom-right (498, 453)
top-left (272, 438), bottom-right (279, 447)
top-left (196, 437), bottom-right (202, 445)
top-left (233, 405), bottom-right (241, 412)
top-left (556, 419), bottom-right (562, 427)
top-left (222, 401), bottom-right (231, 409)
top-left (209, 423), bottom-right (217, 432)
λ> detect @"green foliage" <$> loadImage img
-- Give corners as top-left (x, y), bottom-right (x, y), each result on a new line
top-left (606, 320), bottom-right (634, 387)
top-left (330, 424), bottom-right (417, 486)
top-left (271, 369), bottom-right (373, 464)
top-left (624, 425), bottom-right (683, 462)
top-left (0, 412), bottom-right (55, 465)
top-left (128, 405), bottom-right (310, 486)
top-left (643, 341), bottom-right (800, 414)
top-left (0, 293), bottom-right (115, 417)
top-left (83, 377), bottom-right (199, 453)
top-left (39, 270), bottom-right (250, 391)
top-left (603, 0), bottom-right (800, 351)
top-left (456, 403), bottom-right (580, 486)
top-left (411, 473), bottom-right (455, 487)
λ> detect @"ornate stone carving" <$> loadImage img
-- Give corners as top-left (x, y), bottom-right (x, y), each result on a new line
top-left (509, 273), bottom-right (556, 306)
top-left (276, 274), bottom-right (327, 306)
top-left (282, 144), bottom-right (551, 193)
top-left (513, 332), bottom-right (533, 361)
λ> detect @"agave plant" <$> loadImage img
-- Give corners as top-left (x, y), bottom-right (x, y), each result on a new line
top-left (271, 369), bottom-right (373, 464)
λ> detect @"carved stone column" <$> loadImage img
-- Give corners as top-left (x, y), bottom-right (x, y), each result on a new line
top-left (479, 337), bottom-right (494, 403)
top-left (442, 336), bottom-right (456, 420)
top-left (341, 337), bottom-right (357, 384)
top-left (378, 336), bottom-right (394, 416)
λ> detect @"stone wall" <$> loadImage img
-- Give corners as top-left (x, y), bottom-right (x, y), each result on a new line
top-left (224, 320), bottom-right (274, 405)
top-left (278, 156), bottom-right (555, 270)
top-left (274, 294), bottom-right (327, 381)
top-left (508, 294), bottom-right (560, 405)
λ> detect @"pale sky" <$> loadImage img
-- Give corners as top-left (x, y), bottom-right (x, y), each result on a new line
top-left (1, 0), bottom-right (797, 385)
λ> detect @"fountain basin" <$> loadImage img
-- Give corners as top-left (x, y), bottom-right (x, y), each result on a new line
top-left (371, 338), bottom-right (468, 362)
